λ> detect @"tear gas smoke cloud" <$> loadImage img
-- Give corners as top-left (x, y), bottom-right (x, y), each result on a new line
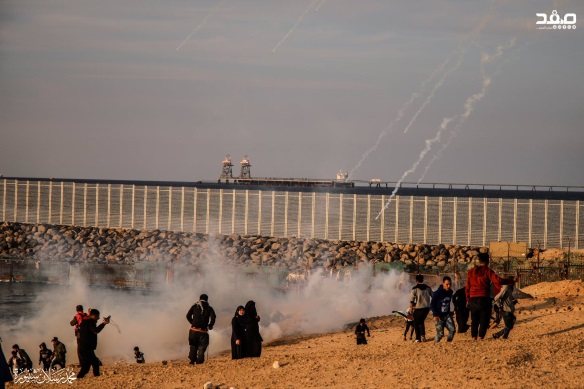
top-left (272, 0), bottom-right (320, 54)
top-left (176, 0), bottom-right (225, 51)
top-left (3, 252), bottom-right (408, 363)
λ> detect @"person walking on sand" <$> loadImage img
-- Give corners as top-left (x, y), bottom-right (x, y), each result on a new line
top-left (410, 274), bottom-right (433, 342)
top-left (492, 284), bottom-right (518, 340)
top-left (244, 300), bottom-right (263, 357)
top-left (231, 306), bottom-right (249, 359)
top-left (430, 276), bottom-right (456, 343)
top-left (465, 252), bottom-right (515, 340)
top-left (76, 309), bottom-right (110, 378)
top-left (186, 294), bottom-right (216, 365)
top-left (133, 347), bottom-right (145, 364)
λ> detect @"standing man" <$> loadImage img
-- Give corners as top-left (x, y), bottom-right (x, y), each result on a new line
top-left (465, 252), bottom-right (515, 340)
top-left (186, 294), bottom-right (216, 365)
top-left (76, 309), bottom-right (109, 378)
top-left (409, 274), bottom-right (433, 343)
top-left (50, 337), bottom-right (66, 370)
top-left (430, 276), bottom-right (456, 342)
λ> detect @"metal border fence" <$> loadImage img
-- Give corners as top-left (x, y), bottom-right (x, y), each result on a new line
top-left (1, 178), bottom-right (583, 248)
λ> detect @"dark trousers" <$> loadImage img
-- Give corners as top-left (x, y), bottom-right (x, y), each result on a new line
top-left (50, 358), bottom-right (66, 370)
top-left (188, 330), bottom-right (210, 364)
top-left (413, 307), bottom-right (430, 341)
top-left (455, 308), bottom-right (469, 333)
top-left (494, 312), bottom-right (516, 339)
top-left (404, 321), bottom-right (414, 338)
top-left (76, 347), bottom-right (100, 378)
top-left (356, 333), bottom-right (367, 345)
top-left (470, 297), bottom-right (492, 339)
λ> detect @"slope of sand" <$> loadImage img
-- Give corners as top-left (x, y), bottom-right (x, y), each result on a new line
top-left (14, 281), bottom-right (584, 389)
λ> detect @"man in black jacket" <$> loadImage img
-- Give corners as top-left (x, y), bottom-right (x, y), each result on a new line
top-left (76, 309), bottom-right (109, 378)
top-left (452, 286), bottom-right (469, 333)
top-left (186, 294), bottom-right (216, 365)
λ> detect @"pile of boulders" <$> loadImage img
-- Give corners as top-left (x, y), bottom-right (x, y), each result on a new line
top-left (0, 222), bottom-right (541, 271)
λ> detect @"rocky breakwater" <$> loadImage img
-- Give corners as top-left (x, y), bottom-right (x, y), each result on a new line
top-left (1, 222), bottom-right (519, 271)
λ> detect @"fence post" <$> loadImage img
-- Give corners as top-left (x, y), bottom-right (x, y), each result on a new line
top-left (298, 192), bottom-right (302, 238)
top-left (14, 180), bottom-right (18, 222)
top-left (169, 187), bottom-right (173, 232)
top-left (353, 194), bottom-right (357, 241)
top-left (284, 191), bottom-right (289, 237)
top-left (72, 182), bottom-right (76, 225)
top-left (381, 195), bottom-right (385, 242)
top-left (218, 188), bottom-right (223, 234)
top-left (156, 186), bottom-right (160, 230)
top-left (270, 191), bottom-right (275, 237)
top-left (95, 183), bottom-right (99, 226)
top-left (49, 180), bottom-right (53, 224)
top-left (60, 181), bottom-right (64, 225)
top-left (232, 189), bottom-right (236, 235)
top-left (37, 181), bottom-right (41, 224)
top-left (119, 184), bottom-right (123, 228)
top-left (25, 180), bottom-right (30, 223)
top-left (325, 193), bottom-right (329, 240)
top-left (367, 195), bottom-right (371, 242)
top-left (144, 185), bottom-right (148, 230)
top-left (244, 190), bottom-right (248, 235)
top-left (338, 193), bottom-right (343, 240)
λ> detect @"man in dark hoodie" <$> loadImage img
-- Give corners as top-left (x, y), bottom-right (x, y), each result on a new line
top-left (465, 252), bottom-right (515, 340)
top-left (409, 274), bottom-right (433, 343)
top-left (186, 294), bottom-right (216, 365)
top-left (76, 309), bottom-right (109, 378)
top-left (430, 276), bottom-right (455, 342)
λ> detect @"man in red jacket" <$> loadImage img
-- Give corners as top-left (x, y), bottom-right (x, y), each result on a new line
top-left (465, 252), bottom-right (515, 340)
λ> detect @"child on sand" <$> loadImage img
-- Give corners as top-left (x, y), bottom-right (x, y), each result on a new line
top-left (355, 319), bottom-right (371, 345)
top-left (403, 308), bottom-right (414, 341)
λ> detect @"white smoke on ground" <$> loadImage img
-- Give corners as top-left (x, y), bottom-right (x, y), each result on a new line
top-left (3, 257), bottom-right (409, 364)
top-left (176, 0), bottom-right (225, 51)
top-left (272, 0), bottom-right (320, 54)
top-left (376, 40), bottom-right (515, 220)
top-left (415, 39), bottom-right (516, 184)
top-left (347, 1), bottom-right (497, 180)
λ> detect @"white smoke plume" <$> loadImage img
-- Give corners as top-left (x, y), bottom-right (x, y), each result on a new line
top-left (346, 55), bottom-right (452, 180)
top-left (272, 0), bottom-right (321, 54)
top-left (416, 39), bottom-right (516, 184)
top-left (314, 0), bottom-right (327, 13)
top-left (2, 255), bottom-right (409, 364)
top-left (347, 1), bottom-right (497, 179)
top-left (376, 39), bottom-right (515, 220)
top-left (176, 0), bottom-right (225, 51)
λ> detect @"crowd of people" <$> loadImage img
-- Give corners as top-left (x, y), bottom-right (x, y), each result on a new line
top-left (399, 252), bottom-right (518, 344)
top-left (0, 252), bottom-right (518, 386)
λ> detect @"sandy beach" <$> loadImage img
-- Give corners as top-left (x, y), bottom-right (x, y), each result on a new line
top-left (8, 279), bottom-right (584, 389)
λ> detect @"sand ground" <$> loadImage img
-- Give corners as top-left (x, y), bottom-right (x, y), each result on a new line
top-left (11, 280), bottom-right (584, 389)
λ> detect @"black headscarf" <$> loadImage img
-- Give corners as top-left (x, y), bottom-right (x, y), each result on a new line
top-left (234, 305), bottom-right (245, 317)
top-left (244, 301), bottom-right (257, 318)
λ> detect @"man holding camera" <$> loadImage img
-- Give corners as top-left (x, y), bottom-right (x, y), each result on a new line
top-left (76, 309), bottom-right (109, 378)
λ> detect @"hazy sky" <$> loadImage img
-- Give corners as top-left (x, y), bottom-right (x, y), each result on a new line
top-left (1, 0), bottom-right (583, 186)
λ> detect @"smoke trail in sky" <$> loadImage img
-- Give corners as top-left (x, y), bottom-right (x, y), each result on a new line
top-left (416, 39), bottom-right (516, 184)
top-left (346, 56), bottom-right (452, 180)
top-left (272, 0), bottom-right (320, 54)
top-left (347, 2), bottom-right (497, 180)
top-left (375, 40), bottom-right (514, 220)
top-left (401, 50), bottom-right (466, 134)
top-left (176, 0), bottom-right (225, 51)
top-left (314, 0), bottom-right (327, 12)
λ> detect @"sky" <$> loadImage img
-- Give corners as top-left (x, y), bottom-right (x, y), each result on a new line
top-left (1, 0), bottom-right (583, 187)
